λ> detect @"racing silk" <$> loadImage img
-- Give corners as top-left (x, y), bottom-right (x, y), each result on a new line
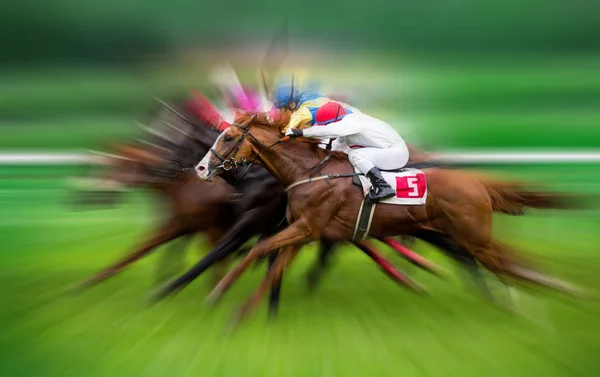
top-left (284, 96), bottom-right (327, 132)
top-left (283, 92), bottom-right (362, 132)
top-left (301, 112), bottom-right (405, 150)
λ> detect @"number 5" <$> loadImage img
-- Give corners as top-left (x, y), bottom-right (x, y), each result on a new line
top-left (407, 177), bottom-right (419, 196)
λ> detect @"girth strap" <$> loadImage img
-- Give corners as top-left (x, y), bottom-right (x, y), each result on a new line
top-left (352, 195), bottom-right (377, 241)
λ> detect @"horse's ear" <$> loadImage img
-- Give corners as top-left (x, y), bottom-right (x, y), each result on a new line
top-left (239, 113), bottom-right (257, 127)
top-left (218, 121), bottom-right (231, 132)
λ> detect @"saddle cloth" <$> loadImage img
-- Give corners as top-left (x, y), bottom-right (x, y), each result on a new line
top-left (355, 167), bottom-right (427, 205)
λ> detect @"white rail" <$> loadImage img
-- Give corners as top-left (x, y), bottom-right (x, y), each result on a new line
top-left (2, 150), bottom-right (600, 165)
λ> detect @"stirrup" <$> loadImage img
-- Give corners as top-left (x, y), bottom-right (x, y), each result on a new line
top-left (369, 185), bottom-right (395, 202)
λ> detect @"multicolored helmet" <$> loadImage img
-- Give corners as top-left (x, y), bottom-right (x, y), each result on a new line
top-left (272, 85), bottom-right (300, 109)
top-left (315, 102), bottom-right (348, 125)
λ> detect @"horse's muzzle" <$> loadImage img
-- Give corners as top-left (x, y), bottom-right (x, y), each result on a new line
top-left (196, 164), bottom-right (217, 181)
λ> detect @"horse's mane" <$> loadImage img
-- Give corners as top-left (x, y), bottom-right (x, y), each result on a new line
top-left (234, 111), bottom-right (286, 131)
top-left (234, 111), bottom-right (323, 146)
top-left (233, 111), bottom-right (349, 163)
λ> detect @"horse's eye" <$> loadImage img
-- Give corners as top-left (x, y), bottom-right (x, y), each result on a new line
top-left (224, 135), bottom-right (234, 142)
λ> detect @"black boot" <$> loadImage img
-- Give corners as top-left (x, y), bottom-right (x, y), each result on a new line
top-left (366, 168), bottom-right (395, 202)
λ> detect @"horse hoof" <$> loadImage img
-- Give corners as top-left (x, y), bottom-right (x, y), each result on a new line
top-left (415, 286), bottom-right (429, 297)
top-left (203, 291), bottom-right (221, 307)
top-left (306, 274), bottom-right (319, 293)
top-left (147, 290), bottom-right (167, 306)
top-left (268, 311), bottom-right (278, 322)
top-left (224, 318), bottom-right (242, 335)
top-left (405, 281), bottom-right (428, 296)
top-left (64, 278), bottom-right (97, 296)
top-left (62, 283), bottom-right (85, 297)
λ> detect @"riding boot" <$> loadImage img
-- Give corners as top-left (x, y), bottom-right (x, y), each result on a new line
top-left (366, 167), bottom-right (395, 202)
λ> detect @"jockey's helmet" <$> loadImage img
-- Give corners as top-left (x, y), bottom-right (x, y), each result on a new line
top-left (315, 102), bottom-right (348, 125)
top-left (272, 85), bottom-right (301, 109)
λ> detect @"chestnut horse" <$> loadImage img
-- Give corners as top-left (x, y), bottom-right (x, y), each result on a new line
top-left (70, 144), bottom-right (239, 290)
top-left (195, 112), bottom-right (585, 323)
top-left (71, 97), bottom-right (439, 317)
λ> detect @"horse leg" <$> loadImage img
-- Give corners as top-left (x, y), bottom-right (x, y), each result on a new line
top-left (211, 258), bottom-right (229, 289)
top-left (400, 235), bottom-right (416, 248)
top-left (459, 255), bottom-right (496, 302)
top-left (267, 251), bottom-right (282, 320)
top-left (415, 230), bottom-right (496, 303)
top-left (204, 228), bottom-right (229, 289)
top-left (260, 217), bottom-right (288, 320)
top-left (154, 234), bottom-right (192, 287)
top-left (205, 220), bottom-right (311, 305)
top-left (489, 240), bottom-right (587, 298)
top-left (149, 207), bottom-right (268, 302)
top-left (355, 240), bottom-right (426, 294)
top-left (306, 239), bottom-right (336, 292)
top-left (73, 222), bottom-right (185, 291)
top-left (504, 266), bottom-right (587, 298)
top-left (233, 246), bottom-right (299, 327)
top-left (381, 237), bottom-right (446, 277)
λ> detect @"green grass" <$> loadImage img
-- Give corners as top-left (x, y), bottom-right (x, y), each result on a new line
top-left (1, 167), bottom-right (600, 377)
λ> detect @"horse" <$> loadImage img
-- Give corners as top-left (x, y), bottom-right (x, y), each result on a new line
top-left (194, 112), bottom-right (586, 324)
top-left (71, 96), bottom-right (437, 318)
top-left (69, 142), bottom-right (240, 291)
top-left (147, 96), bottom-right (450, 303)
top-left (146, 98), bottom-right (529, 307)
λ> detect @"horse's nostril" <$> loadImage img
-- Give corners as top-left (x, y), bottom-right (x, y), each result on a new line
top-left (197, 166), bottom-right (206, 172)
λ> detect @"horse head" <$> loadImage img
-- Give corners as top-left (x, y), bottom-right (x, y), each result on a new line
top-left (194, 111), bottom-right (296, 181)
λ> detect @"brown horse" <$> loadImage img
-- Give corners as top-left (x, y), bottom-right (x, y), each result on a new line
top-left (70, 143), bottom-right (238, 290)
top-left (195, 112), bottom-right (585, 323)
top-left (70, 98), bottom-right (439, 313)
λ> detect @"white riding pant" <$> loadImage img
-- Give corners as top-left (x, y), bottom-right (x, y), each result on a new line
top-left (347, 142), bottom-right (410, 174)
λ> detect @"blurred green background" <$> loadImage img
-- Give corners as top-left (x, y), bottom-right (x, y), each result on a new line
top-left (2, 1), bottom-right (600, 377)
top-left (2, 0), bottom-right (600, 151)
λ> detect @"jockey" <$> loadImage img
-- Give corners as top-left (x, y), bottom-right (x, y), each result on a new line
top-left (284, 102), bottom-right (410, 202)
top-left (272, 85), bottom-right (346, 131)
top-left (272, 84), bottom-right (362, 149)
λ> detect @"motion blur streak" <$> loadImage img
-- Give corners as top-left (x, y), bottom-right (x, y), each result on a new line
top-left (2, 1), bottom-right (600, 377)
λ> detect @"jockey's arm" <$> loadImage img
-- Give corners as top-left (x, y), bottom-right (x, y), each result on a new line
top-left (285, 107), bottom-right (314, 132)
top-left (302, 119), bottom-right (361, 139)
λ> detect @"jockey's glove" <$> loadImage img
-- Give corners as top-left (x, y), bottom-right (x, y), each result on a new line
top-left (285, 128), bottom-right (303, 138)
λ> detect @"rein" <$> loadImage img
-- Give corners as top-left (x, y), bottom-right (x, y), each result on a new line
top-left (210, 123), bottom-right (289, 171)
top-left (284, 173), bottom-right (362, 192)
top-left (211, 123), bottom-right (362, 191)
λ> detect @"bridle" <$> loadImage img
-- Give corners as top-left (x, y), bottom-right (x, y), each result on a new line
top-left (208, 121), bottom-right (363, 193)
top-left (209, 123), bottom-right (289, 172)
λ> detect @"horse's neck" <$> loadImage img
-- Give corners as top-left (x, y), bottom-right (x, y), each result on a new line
top-left (258, 138), bottom-right (337, 187)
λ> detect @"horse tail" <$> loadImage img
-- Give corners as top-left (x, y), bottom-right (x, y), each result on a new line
top-left (482, 181), bottom-right (581, 215)
top-left (404, 155), bottom-right (587, 214)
